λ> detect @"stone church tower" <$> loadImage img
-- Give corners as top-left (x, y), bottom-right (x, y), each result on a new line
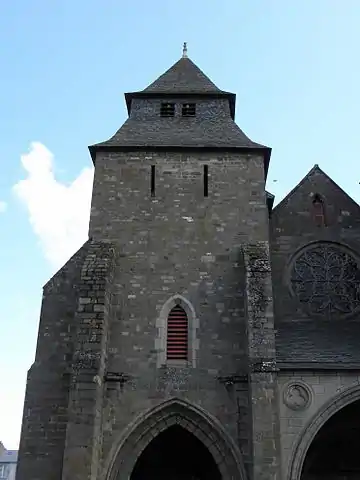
top-left (16, 48), bottom-right (360, 480)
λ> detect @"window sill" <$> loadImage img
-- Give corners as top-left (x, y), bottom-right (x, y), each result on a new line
top-left (163, 360), bottom-right (191, 368)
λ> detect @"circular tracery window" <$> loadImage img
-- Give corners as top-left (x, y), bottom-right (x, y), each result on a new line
top-left (290, 243), bottom-right (360, 318)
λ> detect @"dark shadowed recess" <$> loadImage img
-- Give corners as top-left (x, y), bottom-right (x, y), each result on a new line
top-left (130, 425), bottom-right (221, 480)
top-left (301, 400), bottom-right (360, 479)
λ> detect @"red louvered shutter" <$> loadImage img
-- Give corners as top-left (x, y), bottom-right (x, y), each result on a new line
top-left (313, 197), bottom-right (326, 227)
top-left (167, 305), bottom-right (188, 360)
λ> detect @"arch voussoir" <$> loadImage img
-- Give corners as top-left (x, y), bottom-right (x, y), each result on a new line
top-left (104, 398), bottom-right (246, 480)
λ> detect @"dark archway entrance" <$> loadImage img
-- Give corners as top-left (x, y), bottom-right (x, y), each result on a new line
top-left (301, 399), bottom-right (360, 479)
top-left (130, 425), bottom-right (221, 480)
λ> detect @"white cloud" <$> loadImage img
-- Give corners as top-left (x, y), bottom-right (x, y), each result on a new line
top-left (13, 142), bottom-right (94, 268)
top-left (0, 201), bottom-right (7, 213)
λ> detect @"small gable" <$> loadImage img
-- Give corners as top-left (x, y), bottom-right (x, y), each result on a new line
top-left (271, 164), bottom-right (360, 234)
top-left (270, 165), bottom-right (360, 352)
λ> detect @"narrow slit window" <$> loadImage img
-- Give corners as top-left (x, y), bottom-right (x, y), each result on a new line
top-left (182, 103), bottom-right (196, 117)
top-left (203, 165), bottom-right (208, 197)
top-left (166, 305), bottom-right (188, 361)
top-left (160, 103), bottom-right (175, 117)
top-left (151, 165), bottom-right (156, 197)
top-left (312, 194), bottom-right (326, 226)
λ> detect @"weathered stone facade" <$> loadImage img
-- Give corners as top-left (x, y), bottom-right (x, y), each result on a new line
top-left (16, 54), bottom-right (360, 480)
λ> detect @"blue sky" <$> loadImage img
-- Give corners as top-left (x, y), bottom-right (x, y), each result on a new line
top-left (1, 0), bottom-right (360, 449)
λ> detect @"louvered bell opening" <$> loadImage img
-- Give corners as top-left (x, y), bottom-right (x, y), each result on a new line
top-left (182, 103), bottom-right (196, 117)
top-left (160, 102), bottom-right (175, 117)
top-left (167, 305), bottom-right (188, 361)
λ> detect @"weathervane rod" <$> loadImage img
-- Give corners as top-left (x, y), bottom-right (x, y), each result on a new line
top-left (182, 42), bottom-right (188, 58)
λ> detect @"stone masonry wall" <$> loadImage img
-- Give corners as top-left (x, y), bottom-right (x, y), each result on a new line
top-left (278, 370), bottom-right (360, 480)
top-left (270, 168), bottom-right (360, 479)
top-left (270, 168), bottom-right (360, 351)
top-left (16, 243), bottom-right (89, 480)
top-left (61, 241), bottom-right (117, 480)
top-left (244, 243), bottom-right (282, 480)
top-left (89, 150), bottom-right (270, 477)
top-left (89, 151), bottom-right (268, 245)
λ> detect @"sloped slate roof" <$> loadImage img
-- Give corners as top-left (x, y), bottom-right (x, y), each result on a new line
top-left (276, 321), bottom-right (360, 364)
top-left (142, 57), bottom-right (224, 94)
top-left (89, 55), bottom-right (271, 172)
top-left (273, 164), bottom-right (360, 214)
top-left (92, 116), bottom-right (267, 150)
top-left (124, 56), bottom-right (236, 117)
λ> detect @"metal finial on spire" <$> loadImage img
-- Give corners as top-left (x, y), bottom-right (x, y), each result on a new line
top-left (182, 42), bottom-right (188, 58)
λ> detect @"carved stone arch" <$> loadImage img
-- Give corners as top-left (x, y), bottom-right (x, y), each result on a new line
top-left (288, 382), bottom-right (360, 480)
top-left (103, 398), bottom-right (247, 480)
top-left (155, 294), bottom-right (199, 367)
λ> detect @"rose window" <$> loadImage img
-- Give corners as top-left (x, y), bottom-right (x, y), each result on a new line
top-left (290, 243), bottom-right (360, 317)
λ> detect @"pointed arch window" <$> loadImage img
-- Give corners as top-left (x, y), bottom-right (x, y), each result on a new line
top-left (166, 305), bottom-right (188, 361)
top-left (312, 194), bottom-right (326, 227)
top-left (156, 295), bottom-right (198, 367)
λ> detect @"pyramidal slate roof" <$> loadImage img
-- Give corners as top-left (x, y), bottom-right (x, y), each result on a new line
top-left (122, 55), bottom-right (236, 117)
top-left (142, 57), bottom-right (224, 94)
top-left (89, 55), bottom-right (271, 171)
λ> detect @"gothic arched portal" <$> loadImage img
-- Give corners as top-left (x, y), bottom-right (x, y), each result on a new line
top-left (300, 399), bottom-right (360, 479)
top-left (104, 399), bottom-right (246, 480)
top-left (288, 384), bottom-right (360, 480)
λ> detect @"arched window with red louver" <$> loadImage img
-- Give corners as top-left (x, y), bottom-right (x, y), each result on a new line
top-left (166, 304), bottom-right (188, 361)
top-left (312, 194), bottom-right (326, 227)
